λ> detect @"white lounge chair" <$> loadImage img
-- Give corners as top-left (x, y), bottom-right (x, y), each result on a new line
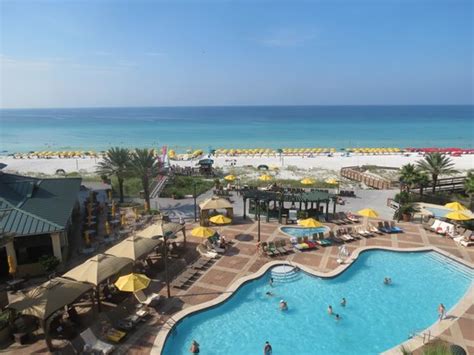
top-left (197, 244), bottom-right (219, 258)
top-left (134, 290), bottom-right (161, 306)
top-left (80, 328), bottom-right (115, 355)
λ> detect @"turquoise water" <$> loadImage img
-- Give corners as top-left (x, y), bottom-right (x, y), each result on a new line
top-left (162, 251), bottom-right (473, 355)
top-left (281, 226), bottom-right (328, 237)
top-left (0, 106), bottom-right (473, 153)
top-left (427, 207), bottom-right (451, 218)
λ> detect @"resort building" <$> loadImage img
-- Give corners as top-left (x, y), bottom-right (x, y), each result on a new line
top-left (0, 171), bottom-right (81, 277)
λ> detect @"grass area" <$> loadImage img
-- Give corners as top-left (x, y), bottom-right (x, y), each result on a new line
top-left (161, 175), bottom-right (215, 198)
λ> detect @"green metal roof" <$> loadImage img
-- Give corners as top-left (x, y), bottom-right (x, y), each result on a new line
top-left (0, 173), bottom-right (81, 237)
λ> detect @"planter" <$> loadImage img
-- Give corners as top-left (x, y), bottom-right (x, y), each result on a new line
top-left (402, 213), bottom-right (412, 222)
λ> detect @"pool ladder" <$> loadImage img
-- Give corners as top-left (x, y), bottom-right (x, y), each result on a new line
top-left (408, 329), bottom-right (432, 344)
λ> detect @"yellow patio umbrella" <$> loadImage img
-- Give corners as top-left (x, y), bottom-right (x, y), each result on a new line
top-left (115, 273), bottom-right (150, 292)
top-left (357, 208), bottom-right (379, 218)
top-left (8, 255), bottom-right (16, 275)
top-left (300, 178), bottom-right (315, 185)
top-left (298, 218), bottom-right (323, 228)
top-left (191, 226), bottom-right (216, 238)
top-left (325, 178), bottom-right (339, 185)
top-left (444, 211), bottom-right (471, 221)
top-left (224, 175), bottom-right (236, 182)
top-left (209, 214), bottom-right (232, 225)
top-left (259, 174), bottom-right (272, 182)
top-left (444, 202), bottom-right (467, 211)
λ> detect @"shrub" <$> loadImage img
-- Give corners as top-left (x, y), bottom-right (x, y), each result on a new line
top-left (38, 255), bottom-right (60, 272)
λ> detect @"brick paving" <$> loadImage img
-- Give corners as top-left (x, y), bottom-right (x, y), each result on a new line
top-left (3, 218), bottom-right (473, 354)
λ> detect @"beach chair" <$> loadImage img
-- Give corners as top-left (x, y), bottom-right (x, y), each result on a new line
top-left (197, 244), bottom-right (219, 259)
top-left (268, 241), bottom-right (283, 255)
top-left (389, 221), bottom-right (404, 233)
top-left (80, 328), bottom-right (115, 355)
top-left (368, 223), bottom-right (384, 235)
top-left (261, 242), bottom-right (276, 257)
top-left (192, 258), bottom-right (212, 270)
top-left (134, 290), bottom-right (161, 307)
top-left (276, 239), bottom-right (292, 253)
top-left (336, 229), bottom-right (353, 242)
top-left (378, 221), bottom-right (391, 233)
top-left (422, 218), bottom-right (435, 231)
top-left (339, 212), bottom-right (353, 224)
top-left (346, 227), bottom-right (360, 239)
top-left (302, 236), bottom-right (318, 249)
top-left (314, 232), bottom-right (332, 246)
top-left (328, 231), bottom-right (344, 244)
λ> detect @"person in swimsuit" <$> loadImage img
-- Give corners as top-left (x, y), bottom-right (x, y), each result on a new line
top-left (340, 298), bottom-right (346, 307)
top-left (189, 340), bottom-right (200, 353)
top-left (279, 299), bottom-right (288, 311)
top-left (264, 341), bottom-right (273, 355)
top-left (438, 304), bottom-right (446, 321)
top-left (328, 305), bottom-right (333, 315)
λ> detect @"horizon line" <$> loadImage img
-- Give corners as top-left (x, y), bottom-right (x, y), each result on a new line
top-left (1, 103), bottom-right (473, 110)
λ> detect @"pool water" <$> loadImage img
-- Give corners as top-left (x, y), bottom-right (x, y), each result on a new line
top-left (162, 251), bottom-right (473, 355)
top-left (280, 226), bottom-right (329, 237)
top-left (426, 207), bottom-right (451, 218)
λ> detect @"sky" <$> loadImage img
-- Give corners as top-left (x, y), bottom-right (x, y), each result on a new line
top-left (0, 0), bottom-right (472, 108)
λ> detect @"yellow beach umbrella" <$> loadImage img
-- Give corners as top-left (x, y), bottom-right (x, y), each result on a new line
top-left (259, 174), bottom-right (272, 182)
top-left (444, 211), bottom-right (471, 221)
top-left (191, 226), bottom-right (216, 238)
top-left (8, 255), bottom-right (16, 275)
top-left (298, 218), bottom-right (323, 228)
top-left (325, 178), bottom-right (339, 185)
top-left (444, 202), bottom-right (467, 211)
top-left (224, 175), bottom-right (236, 182)
top-left (209, 214), bottom-right (232, 225)
top-left (115, 273), bottom-right (150, 292)
top-left (357, 208), bottom-right (379, 218)
top-left (300, 178), bottom-right (315, 185)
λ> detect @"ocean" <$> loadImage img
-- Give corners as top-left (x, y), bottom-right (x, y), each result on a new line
top-left (0, 105), bottom-right (472, 153)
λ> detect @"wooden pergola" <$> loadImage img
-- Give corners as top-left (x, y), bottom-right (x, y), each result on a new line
top-left (241, 189), bottom-right (336, 223)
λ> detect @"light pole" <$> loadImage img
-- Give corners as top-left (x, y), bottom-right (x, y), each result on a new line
top-left (257, 201), bottom-right (261, 242)
top-left (193, 181), bottom-right (197, 222)
top-left (162, 232), bottom-right (172, 298)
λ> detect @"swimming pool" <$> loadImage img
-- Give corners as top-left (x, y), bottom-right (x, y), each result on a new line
top-left (162, 250), bottom-right (473, 355)
top-left (426, 207), bottom-right (451, 218)
top-left (280, 226), bottom-right (329, 237)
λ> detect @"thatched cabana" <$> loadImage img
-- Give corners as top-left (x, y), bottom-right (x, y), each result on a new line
top-left (199, 197), bottom-right (233, 226)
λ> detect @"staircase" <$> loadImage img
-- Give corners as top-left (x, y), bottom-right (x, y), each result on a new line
top-left (150, 175), bottom-right (169, 198)
top-left (271, 265), bottom-right (301, 283)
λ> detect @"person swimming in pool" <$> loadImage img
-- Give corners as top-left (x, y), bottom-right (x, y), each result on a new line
top-left (189, 340), bottom-right (200, 353)
top-left (384, 277), bottom-right (392, 285)
top-left (328, 305), bottom-right (333, 315)
top-left (340, 298), bottom-right (346, 307)
top-left (269, 277), bottom-right (274, 287)
top-left (279, 299), bottom-right (288, 311)
top-left (266, 291), bottom-right (274, 297)
top-left (335, 314), bottom-right (341, 321)
top-left (264, 341), bottom-right (273, 355)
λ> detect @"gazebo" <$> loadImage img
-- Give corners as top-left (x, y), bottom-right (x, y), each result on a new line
top-left (199, 197), bottom-right (233, 226)
top-left (241, 189), bottom-right (336, 223)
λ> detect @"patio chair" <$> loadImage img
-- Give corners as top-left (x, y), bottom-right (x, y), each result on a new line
top-left (80, 328), bottom-right (115, 355)
top-left (197, 244), bottom-right (218, 259)
top-left (368, 223), bottom-right (384, 235)
top-left (261, 242), bottom-right (276, 257)
top-left (422, 218), bottom-right (435, 230)
top-left (134, 290), bottom-right (161, 307)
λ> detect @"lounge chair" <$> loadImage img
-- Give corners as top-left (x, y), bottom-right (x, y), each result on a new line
top-left (261, 242), bottom-right (276, 257)
top-left (328, 231), bottom-right (344, 244)
top-left (339, 212), bottom-right (353, 224)
top-left (134, 290), bottom-right (161, 307)
top-left (428, 219), bottom-right (442, 233)
top-left (197, 244), bottom-right (218, 259)
top-left (273, 240), bottom-right (288, 254)
top-left (313, 233), bottom-right (332, 246)
top-left (268, 241), bottom-right (283, 255)
top-left (80, 328), bottom-right (115, 355)
top-left (378, 221), bottom-right (391, 233)
top-left (336, 229), bottom-right (354, 242)
top-left (389, 221), bottom-right (404, 233)
top-left (422, 218), bottom-right (435, 230)
top-left (302, 236), bottom-right (318, 249)
top-left (192, 258), bottom-right (212, 270)
top-left (275, 239), bottom-right (292, 253)
top-left (346, 227), bottom-right (361, 239)
top-left (368, 223), bottom-right (384, 235)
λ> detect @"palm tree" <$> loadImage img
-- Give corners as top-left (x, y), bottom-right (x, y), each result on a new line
top-left (415, 172), bottom-right (430, 198)
top-left (465, 171), bottom-right (474, 207)
top-left (416, 153), bottom-right (458, 193)
top-left (130, 148), bottom-right (157, 211)
top-left (96, 147), bottom-right (130, 203)
top-left (399, 163), bottom-right (418, 194)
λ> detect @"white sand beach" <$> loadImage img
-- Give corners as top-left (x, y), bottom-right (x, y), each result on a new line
top-left (1, 153), bottom-right (472, 177)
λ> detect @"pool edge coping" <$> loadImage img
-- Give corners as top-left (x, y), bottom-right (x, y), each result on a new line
top-left (151, 245), bottom-right (474, 355)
